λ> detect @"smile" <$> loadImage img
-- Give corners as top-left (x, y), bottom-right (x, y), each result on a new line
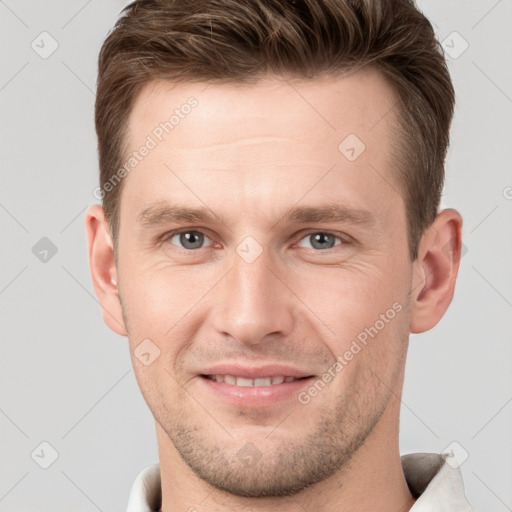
top-left (204, 375), bottom-right (305, 386)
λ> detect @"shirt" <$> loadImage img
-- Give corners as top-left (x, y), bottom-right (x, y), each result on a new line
top-left (126, 452), bottom-right (472, 511)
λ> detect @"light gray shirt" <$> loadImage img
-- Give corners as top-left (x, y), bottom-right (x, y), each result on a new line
top-left (126, 452), bottom-right (472, 511)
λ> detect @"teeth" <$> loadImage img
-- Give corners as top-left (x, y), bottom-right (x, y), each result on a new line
top-left (208, 375), bottom-right (300, 387)
top-left (254, 378), bottom-right (271, 386)
top-left (236, 377), bottom-right (254, 387)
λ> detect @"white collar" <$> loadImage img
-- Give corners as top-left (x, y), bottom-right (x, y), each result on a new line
top-left (402, 452), bottom-right (472, 511)
top-left (126, 452), bottom-right (472, 512)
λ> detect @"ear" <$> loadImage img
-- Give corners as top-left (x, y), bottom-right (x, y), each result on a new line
top-left (85, 204), bottom-right (127, 336)
top-left (410, 208), bottom-right (463, 333)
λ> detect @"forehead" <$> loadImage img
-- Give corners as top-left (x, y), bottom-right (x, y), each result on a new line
top-left (126, 68), bottom-right (398, 150)
top-left (120, 69), bottom-right (403, 229)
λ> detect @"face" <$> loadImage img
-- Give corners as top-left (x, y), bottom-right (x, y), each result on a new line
top-left (116, 70), bottom-right (414, 497)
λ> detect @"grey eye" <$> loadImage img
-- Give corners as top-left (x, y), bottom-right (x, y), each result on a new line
top-left (170, 231), bottom-right (208, 250)
top-left (298, 232), bottom-right (341, 250)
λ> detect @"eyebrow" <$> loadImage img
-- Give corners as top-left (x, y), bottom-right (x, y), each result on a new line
top-left (136, 201), bottom-right (376, 229)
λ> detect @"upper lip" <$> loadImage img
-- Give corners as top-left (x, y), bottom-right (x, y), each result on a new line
top-left (199, 363), bottom-right (313, 379)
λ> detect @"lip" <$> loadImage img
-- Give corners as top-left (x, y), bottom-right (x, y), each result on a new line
top-left (199, 363), bottom-right (312, 380)
top-left (197, 363), bottom-right (315, 407)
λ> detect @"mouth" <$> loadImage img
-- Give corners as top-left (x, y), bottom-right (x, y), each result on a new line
top-left (197, 366), bottom-right (315, 406)
top-left (201, 374), bottom-right (309, 387)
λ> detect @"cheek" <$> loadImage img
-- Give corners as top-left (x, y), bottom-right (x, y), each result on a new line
top-left (119, 257), bottom-right (213, 333)
top-left (130, 355), bottom-right (185, 426)
top-left (294, 261), bottom-right (407, 327)
top-left (288, 259), bottom-right (411, 376)
top-left (119, 259), bottom-right (219, 382)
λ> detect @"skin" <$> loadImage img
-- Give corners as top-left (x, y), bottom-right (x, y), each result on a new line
top-left (86, 69), bottom-right (463, 512)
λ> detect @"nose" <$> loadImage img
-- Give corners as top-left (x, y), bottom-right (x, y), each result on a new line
top-left (212, 246), bottom-right (294, 346)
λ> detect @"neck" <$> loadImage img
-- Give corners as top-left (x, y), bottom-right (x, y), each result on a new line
top-left (155, 397), bottom-right (415, 512)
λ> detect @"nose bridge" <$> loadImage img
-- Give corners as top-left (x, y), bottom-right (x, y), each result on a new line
top-left (213, 243), bottom-right (293, 345)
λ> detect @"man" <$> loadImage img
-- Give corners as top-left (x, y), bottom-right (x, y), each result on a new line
top-left (86, 0), bottom-right (472, 510)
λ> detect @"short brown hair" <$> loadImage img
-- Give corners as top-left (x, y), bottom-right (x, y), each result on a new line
top-left (95, 0), bottom-right (454, 260)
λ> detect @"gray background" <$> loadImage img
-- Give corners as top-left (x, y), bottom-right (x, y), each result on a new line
top-left (1, 0), bottom-right (511, 510)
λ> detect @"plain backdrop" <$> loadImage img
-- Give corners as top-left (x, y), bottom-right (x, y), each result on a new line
top-left (1, 1), bottom-right (511, 510)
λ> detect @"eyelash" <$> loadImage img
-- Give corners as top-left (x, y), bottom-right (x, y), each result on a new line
top-left (161, 228), bottom-right (349, 253)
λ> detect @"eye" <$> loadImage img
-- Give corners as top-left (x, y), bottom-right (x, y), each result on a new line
top-left (167, 230), bottom-right (211, 250)
top-left (163, 229), bottom-right (347, 252)
top-left (297, 231), bottom-right (344, 250)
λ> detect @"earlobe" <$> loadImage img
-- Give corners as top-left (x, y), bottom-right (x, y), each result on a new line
top-left (85, 205), bottom-right (127, 336)
top-left (410, 209), bottom-right (463, 334)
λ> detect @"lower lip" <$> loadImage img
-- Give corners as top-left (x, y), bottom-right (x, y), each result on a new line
top-left (199, 376), bottom-right (314, 407)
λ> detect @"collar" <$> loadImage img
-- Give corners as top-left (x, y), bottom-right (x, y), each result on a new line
top-left (126, 452), bottom-right (472, 512)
